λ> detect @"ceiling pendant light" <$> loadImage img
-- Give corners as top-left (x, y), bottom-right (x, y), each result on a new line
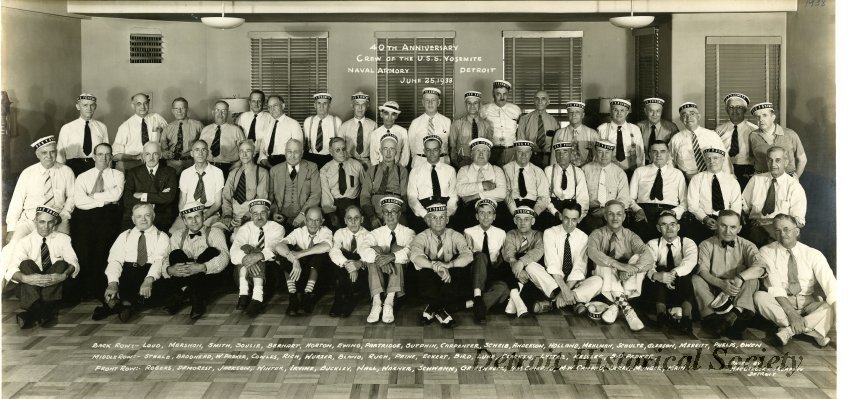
top-left (202, 1), bottom-right (245, 29)
top-left (609, 0), bottom-right (654, 29)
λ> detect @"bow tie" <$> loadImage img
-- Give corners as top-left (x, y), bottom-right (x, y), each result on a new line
top-left (721, 240), bottom-right (736, 248)
top-left (189, 231), bottom-right (203, 239)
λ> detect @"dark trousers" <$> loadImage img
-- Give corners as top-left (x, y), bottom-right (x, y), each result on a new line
top-left (304, 153), bottom-right (332, 168)
top-left (578, 210), bottom-right (607, 234)
top-left (18, 260), bottom-right (70, 309)
top-left (641, 272), bottom-right (694, 308)
top-left (211, 161), bottom-right (236, 174)
top-left (281, 253), bottom-right (330, 293)
top-left (168, 248), bottom-right (222, 302)
top-left (630, 203), bottom-right (676, 241)
top-left (686, 215), bottom-right (717, 244)
top-left (732, 164), bottom-right (755, 191)
top-left (65, 158), bottom-right (95, 177)
top-left (416, 266), bottom-right (472, 309)
top-left (471, 253), bottom-right (513, 310)
top-left (117, 262), bottom-right (169, 306)
top-left (71, 204), bottom-right (122, 300)
top-left (329, 198), bottom-right (359, 229)
top-left (334, 266), bottom-right (369, 298)
top-left (746, 223), bottom-right (775, 247)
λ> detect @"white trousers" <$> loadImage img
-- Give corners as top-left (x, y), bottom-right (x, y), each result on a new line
top-left (754, 291), bottom-right (834, 338)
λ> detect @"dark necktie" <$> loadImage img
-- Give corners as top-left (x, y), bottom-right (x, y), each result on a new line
top-left (338, 162), bottom-right (347, 193)
top-left (518, 167), bottom-right (528, 197)
top-left (194, 172), bottom-right (207, 204)
top-left (43, 170), bottom-right (54, 206)
top-left (615, 126), bottom-right (626, 162)
top-left (471, 118), bottom-right (479, 139)
top-left (211, 125), bottom-right (222, 158)
top-left (350, 234), bottom-right (358, 252)
top-left (141, 118), bottom-right (149, 144)
top-left (267, 120), bottom-right (279, 156)
top-left (431, 165), bottom-right (441, 198)
top-left (234, 169), bottom-right (247, 203)
top-left (188, 231), bottom-right (202, 239)
top-left (692, 133), bottom-right (707, 172)
top-left (721, 240), bottom-right (736, 248)
top-left (315, 119), bottom-right (324, 152)
top-left (83, 120), bottom-right (93, 156)
top-left (149, 168), bottom-right (156, 180)
top-left (174, 122), bottom-right (184, 160)
top-left (482, 231), bottom-right (490, 264)
top-left (711, 174), bottom-right (724, 211)
top-left (390, 230), bottom-right (397, 248)
top-left (786, 249), bottom-right (801, 295)
top-left (560, 167), bottom-right (568, 191)
top-left (647, 125), bottom-right (656, 165)
top-left (608, 233), bottom-right (618, 258)
top-left (137, 232), bottom-right (148, 265)
top-left (729, 125), bottom-right (740, 157)
top-left (537, 114), bottom-right (545, 143)
top-left (356, 121), bottom-right (364, 154)
top-left (665, 242), bottom-right (675, 271)
top-left (289, 166), bottom-right (297, 180)
top-left (248, 114), bottom-right (257, 141)
top-left (378, 165), bottom-right (389, 194)
top-left (650, 168), bottom-right (664, 200)
top-left (257, 227), bottom-right (265, 249)
top-left (562, 233), bottom-right (573, 277)
top-left (41, 237), bottom-right (51, 269)
top-left (762, 178), bottom-right (777, 215)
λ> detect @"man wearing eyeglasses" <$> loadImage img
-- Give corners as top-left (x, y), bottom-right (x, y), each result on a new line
top-left (160, 97), bottom-right (203, 174)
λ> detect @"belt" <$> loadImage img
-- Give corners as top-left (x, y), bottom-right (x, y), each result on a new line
top-left (638, 203), bottom-right (675, 210)
top-left (492, 145), bottom-right (510, 149)
top-left (417, 153), bottom-right (448, 157)
top-left (124, 261), bottom-right (151, 268)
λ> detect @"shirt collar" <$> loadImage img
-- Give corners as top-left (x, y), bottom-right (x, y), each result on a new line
top-left (148, 164), bottom-right (159, 175)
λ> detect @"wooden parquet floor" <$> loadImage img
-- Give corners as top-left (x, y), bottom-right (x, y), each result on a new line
top-left (1, 293), bottom-right (836, 399)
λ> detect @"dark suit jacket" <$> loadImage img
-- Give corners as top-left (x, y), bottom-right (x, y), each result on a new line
top-left (269, 160), bottom-right (321, 217)
top-left (122, 163), bottom-right (179, 231)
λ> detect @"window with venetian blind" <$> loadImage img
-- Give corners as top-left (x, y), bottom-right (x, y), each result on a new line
top-left (704, 36), bottom-right (781, 129)
top-left (503, 31), bottom-right (583, 122)
top-left (250, 32), bottom-right (328, 123)
top-left (634, 28), bottom-right (659, 102)
top-left (374, 33), bottom-right (456, 126)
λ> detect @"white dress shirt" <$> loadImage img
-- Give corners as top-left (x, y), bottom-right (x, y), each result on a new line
top-left (230, 221), bottom-right (286, 265)
top-left (408, 112), bottom-right (451, 169)
top-left (669, 127), bottom-right (732, 178)
top-left (57, 117), bottom-right (109, 162)
top-left (74, 167), bottom-right (124, 210)
top-left (358, 224), bottom-right (415, 264)
top-left (6, 163), bottom-right (76, 229)
top-left (543, 225), bottom-right (589, 281)
top-left (237, 111), bottom-right (274, 142)
top-left (329, 227), bottom-right (372, 267)
top-left (456, 163), bottom-right (508, 202)
top-left (581, 162), bottom-right (630, 208)
top-left (7, 231), bottom-right (80, 281)
top-left (105, 227), bottom-right (171, 283)
top-left (199, 123), bottom-right (246, 164)
top-left (282, 225), bottom-right (334, 251)
top-left (629, 164), bottom-right (688, 218)
top-left (114, 113), bottom-right (168, 156)
top-left (407, 162), bottom-right (459, 217)
top-left (480, 102), bottom-right (522, 147)
top-left (716, 120), bottom-right (757, 166)
top-left (686, 171), bottom-right (744, 221)
top-left (369, 124), bottom-right (410, 167)
top-left (597, 122), bottom-right (645, 170)
top-left (303, 114), bottom-right (343, 155)
top-left (258, 113), bottom-right (302, 161)
top-left (646, 236), bottom-right (698, 277)
top-left (760, 241), bottom-right (835, 305)
top-left (742, 173), bottom-right (807, 224)
top-left (544, 163), bottom-right (590, 217)
top-left (179, 164), bottom-right (225, 208)
top-left (503, 161), bottom-right (550, 214)
top-left (339, 116), bottom-right (378, 161)
top-left (464, 225), bottom-right (506, 263)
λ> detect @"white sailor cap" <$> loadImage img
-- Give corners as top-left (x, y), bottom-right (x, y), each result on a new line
top-left (703, 147), bottom-right (726, 157)
top-left (493, 80), bottom-right (512, 90)
top-left (379, 101), bottom-right (401, 114)
top-left (380, 195), bottom-right (404, 209)
top-left (552, 141), bottom-right (575, 151)
top-left (423, 134), bottom-right (443, 146)
top-left (643, 98), bottom-right (665, 105)
top-left (30, 135), bottom-right (57, 150)
top-left (595, 140), bottom-right (616, 151)
top-left (475, 198), bottom-right (497, 211)
top-left (513, 206), bottom-right (536, 217)
top-left (180, 203), bottom-right (205, 216)
top-left (422, 87), bottom-right (442, 96)
top-left (380, 132), bottom-right (399, 144)
top-left (351, 91), bottom-right (369, 102)
top-left (464, 91), bottom-right (482, 100)
top-left (724, 93), bottom-right (750, 106)
top-left (36, 206), bottom-right (60, 218)
top-left (565, 101), bottom-right (586, 110)
top-left (750, 102), bottom-right (774, 115)
top-left (78, 93), bottom-right (97, 102)
top-left (248, 198), bottom-right (271, 209)
top-left (678, 102), bottom-right (699, 113)
top-left (610, 98), bottom-right (631, 109)
top-left (469, 137), bottom-right (493, 150)
top-left (313, 93), bottom-right (332, 101)
top-left (513, 140), bottom-right (534, 148)
top-left (425, 203), bottom-right (448, 214)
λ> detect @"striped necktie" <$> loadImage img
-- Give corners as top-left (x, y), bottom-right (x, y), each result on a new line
top-left (43, 169), bottom-right (54, 206)
top-left (257, 227), bottom-right (265, 250)
top-left (174, 122), bottom-right (184, 160)
top-left (786, 249), bottom-right (801, 295)
top-left (233, 169), bottom-right (247, 204)
top-left (211, 125), bottom-right (222, 158)
top-left (315, 119), bottom-right (324, 152)
top-left (41, 237), bottom-right (51, 270)
top-left (692, 133), bottom-right (707, 172)
top-left (194, 172), bottom-right (207, 204)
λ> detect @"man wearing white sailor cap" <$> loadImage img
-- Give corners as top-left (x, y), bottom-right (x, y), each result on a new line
top-left (749, 102), bottom-right (807, 178)
top-left (7, 206), bottom-right (78, 329)
top-left (669, 102), bottom-right (731, 180)
top-left (503, 140), bottom-right (550, 220)
top-left (57, 93), bottom-right (109, 176)
top-left (303, 92), bottom-right (342, 167)
top-left (517, 90), bottom-right (559, 165)
top-left (503, 205), bottom-right (560, 317)
top-left (628, 140), bottom-right (688, 241)
top-left (544, 141), bottom-right (590, 228)
top-left (716, 93), bottom-right (758, 188)
top-left (407, 135), bottom-right (458, 231)
top-left (409, 203), bottom-right (474, 328)
top-left (456, 137), bottom-right (508, 229)
top-left (408, 87), bottom-right (451, 170)
top-left (636, 97), bottom-right (679, 164)
top-left (258, 95), bottom-right (302, 168)
top-left (338, 91), bottom-right (377, 165)
top-left (113, 93), bottom-right (168, 172)
top-left (480, 80), bottom-right (522, 165)
top-left (357, 195), bottom-right (416, 323)
top-left (686, 146), bottom-right (744, 242)
top-left (462, 198), bottom-right (510, 324)
top-left (552, 101), bottom-right (599, 167)
top-left (361, 133), bottom-right (409, 230)
top-left (579, 140), bottom-right (631, 232)
top-left (597, 98), bottom-right (645, 176)
top-left (369, 100), bottom-right (410, 167)
top-left (449, 90), bottom-right (493, 168)
top-left (164, 203), bottom-right (230, 319)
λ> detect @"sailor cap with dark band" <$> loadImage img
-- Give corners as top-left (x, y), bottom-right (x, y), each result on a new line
top-left (703, 147), bottom-right (726, 156)
top-left (723, 93), bottom-right (750, 106)
top-left (380, 133), bottom-right (399, 143)
top-left (513, 206), bottom-right (536, 217)
top-left (423, 135), bottom-right (443, 146)
top-left (31, 135), bottom-right (56, 150)
top-left (180, 204), bottom-right (205, 216)
top-left (464, 91), bottom-right (482, 99)
top-left (78, 93), bottom-right (97, 102)
top-left (469, 138), bottom-right (493, 149)
top-left (36, 206), bottom-right (60, 218)
top-left (425, 203), bottom-right (447, 214)
top-left (379, 101), bottom-right (401, 114)
top-left (248, 199), bottom-right (271, 209)
top-left (313, 93), bottom-right (332, 101)
top-left (750, 102), bottom-right (774, 115)
top-left (678, 102), bottom-right (699, 113)
top-left (475, 198), bottom-right (497, 211)
top-left (643, 98), bottom-right (665, 105)
top-left (595, 140), bottom-right (616, 151)
top-left (610, 98), bottom-right (631, 109)
top-left (552, 141), bottom-right (575, 151)
top-left (513, 140), bottom-right (534, 148)
top-left (380, 195), bottom-right (404, 209)
top-left (565, 101), bottom-right (585, 110)
top-left (492, 80), bottom-right (512, 90)
top-left (422, 87), bottom-right (442, 96)
top-left (351, 91), bottom-right (369, 102)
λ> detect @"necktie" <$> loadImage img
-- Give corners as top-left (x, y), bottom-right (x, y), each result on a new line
top-left (482, 231), bottom-right (490, 264)
top-left (149, 168), bottom-right (156, 180)
top-left (721, 240), bottom-right (736, 248)
top-left (43, 170), bottom-right (54, 206)
top-left (518, 167), bottom-right (528, 197)
top-left (666, 243), bottom-right (675, 271)
top-left (141, 118), bottom-right (149, 144)
top-left (428, 116), bottom-right (435, 136)
top-left (234, 169), bottom-right (247, 204)
top-left (211, 125), bottom-right (221, 158)
top-left (41, 237), bottom-right (51, 269)
top-left (691, 133), bottom-right (707, 172)
top-left (356, 121), bottom-right (364, 154)
top-left (615, 126), bottom-right (626, 162)
top-left (350, 234), bottom-right (358, 252)
top-left (729, 125), bottom-right (740, 157)
top-left (257, 227), bottom-right (265, 249)
top-left (650, 168), bottom-right (664, 200)
top-left (267, 120), bottom-right (278, 156)
top-left (537, 114), bottom-right (545, 143)
top-left (471, 118), bottom-right (479, 139)
top-left (786, 249), bottom-right (802, 295)
top-left (436, 234), bottom-right (444, 261)
top-left (519, 236), bottom-right (529, 254)
top-left (92, 169), bottom-right (105, 193)
top-left (290, 166), bottom-right (297, 180)
top-left (308, 234), bottom-right (316, 249)
top-left (83, 120), bottom-right (93, 156)
top-left (711, 174), bottom-right (724, 211)
top-left (647, 125), bottom-right (656, 165)
top-left (315, 119), bottom-right (324, 152)
top-left (338, 162), bottom-right (347, 193)
top-left (248, 114), bottom-right (257, 141)
top-left (431, 165), bottom-right (441, 198)
top-left (390, 230), bottom-right (397, 248)
top-left (762, 178), bottom-right (777, 215)
top-left (562, 233), bottom-right (573, 277)
top-left (597, 168), bottom-right (608, 204)
top-left (174, 122), bottom-right (184, 160)
top-left (137, 232), bottom-right (148, 265)
top-left (608, 233), bottom-right (618, 258)
top-left (560, 167), bottom-right (568, 191)
top-left (378, 165), bottom-right (389, 194)
top-left (188, 231), bottom-right (202, 239)
top-left (194, 172), bottom-right (207, 204)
